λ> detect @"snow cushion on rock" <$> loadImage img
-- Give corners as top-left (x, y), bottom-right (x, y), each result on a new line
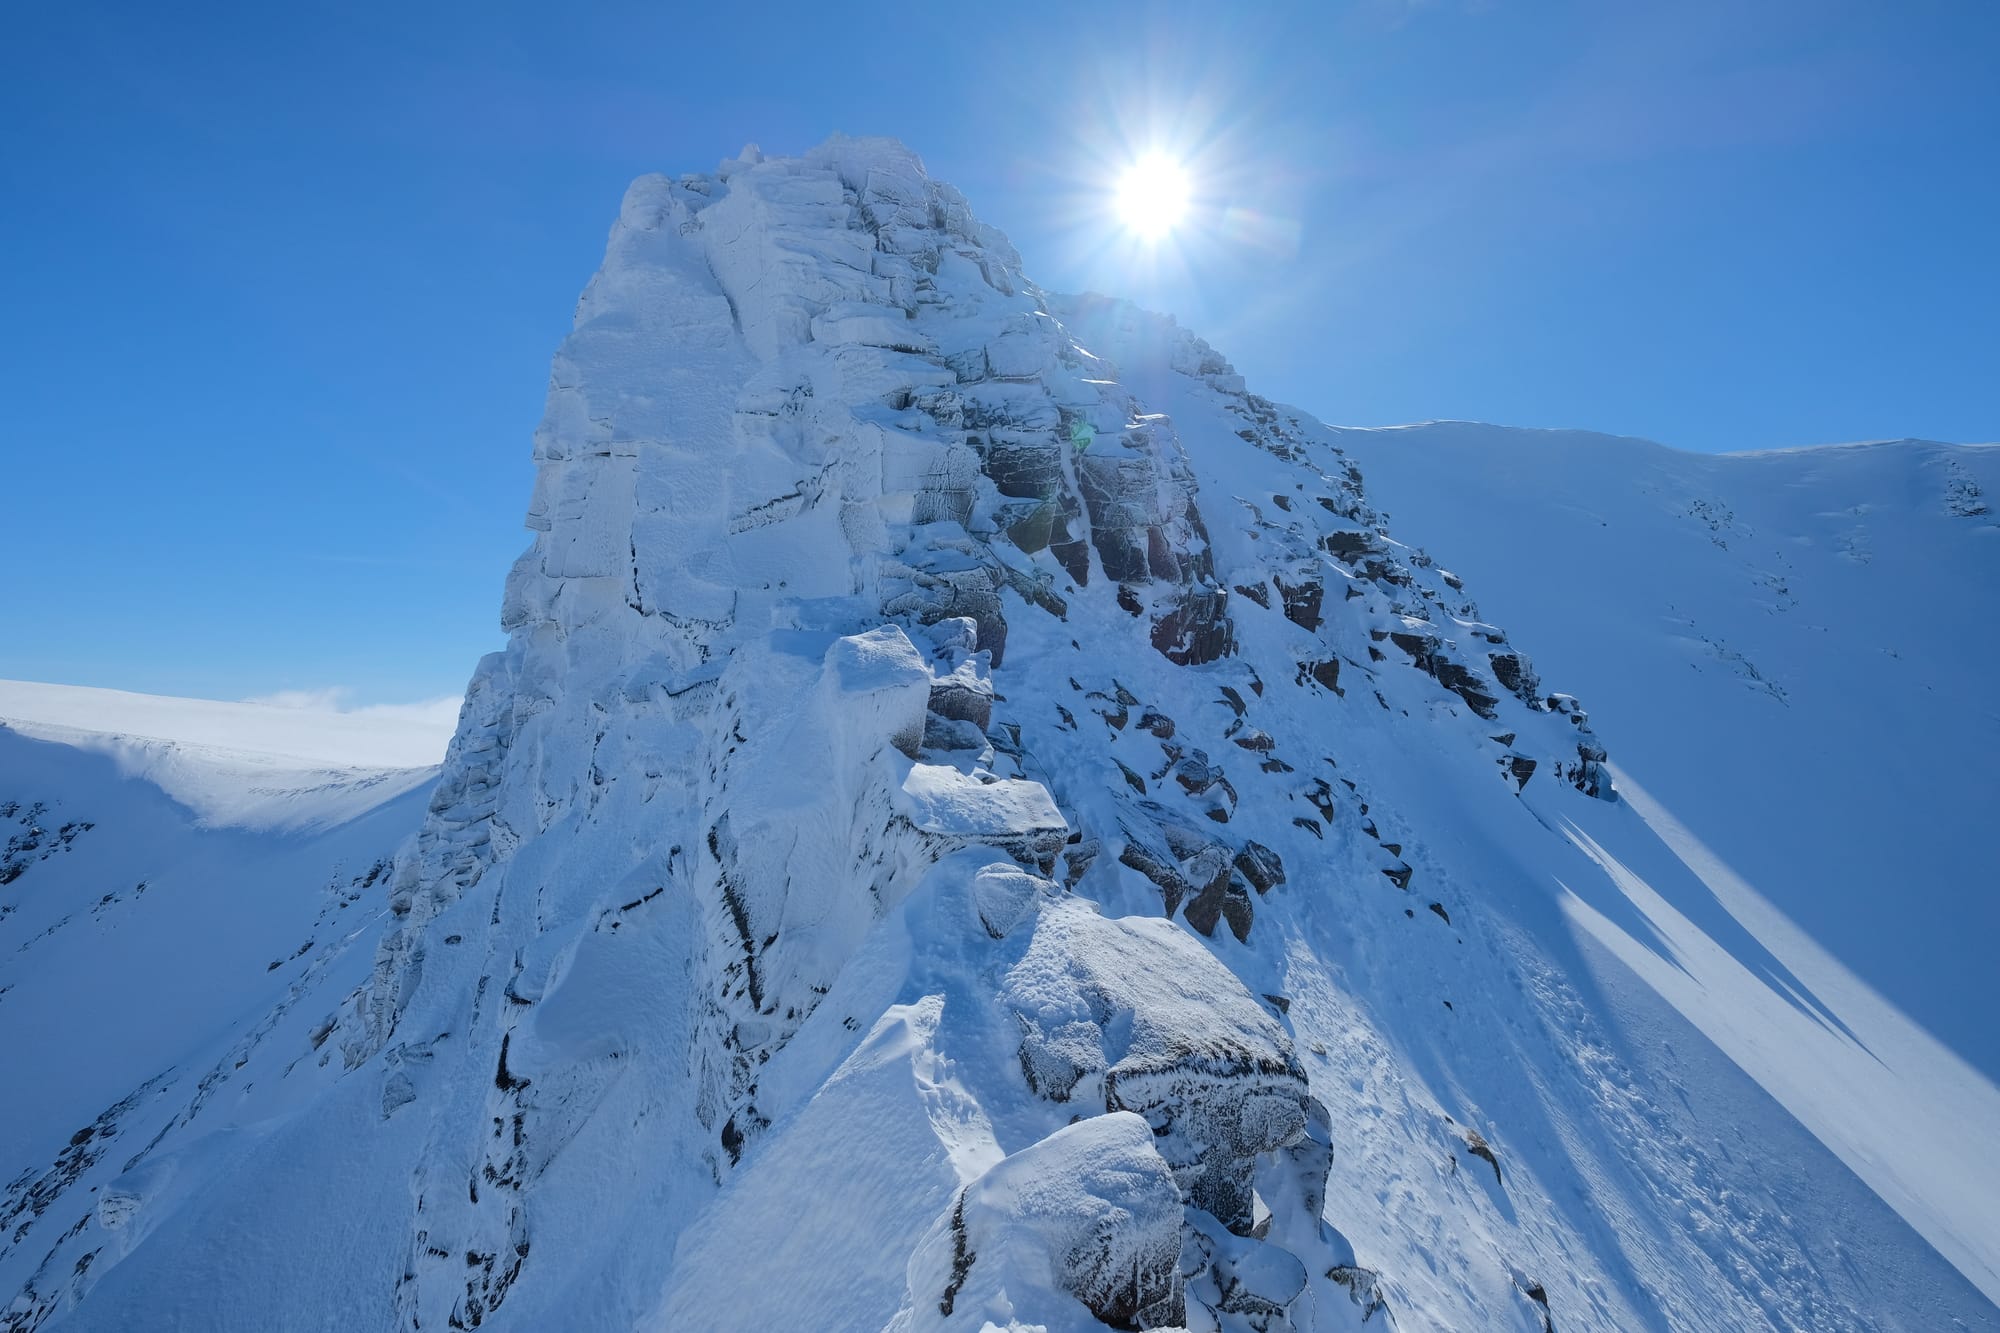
top-left (822, 624), bottom-right (934, 761)
top-left (893, 1112), bottom-right (1185, 1331)
top-left (1001, 898), bottom-right (1315, 1235)
top-left (896, 763), bottom-right (1067, 867)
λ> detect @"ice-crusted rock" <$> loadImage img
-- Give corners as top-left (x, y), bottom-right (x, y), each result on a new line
top-left (1003, 898), bottom-right (1315, 1235)
top-left (894, 1113), bottom-right (1186, 1331)
top-left (969, 862), bottom-right (1054, 939)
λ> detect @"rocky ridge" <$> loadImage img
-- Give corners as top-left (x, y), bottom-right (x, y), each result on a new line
top-left (5, 138), bottom-right (1979, 1333)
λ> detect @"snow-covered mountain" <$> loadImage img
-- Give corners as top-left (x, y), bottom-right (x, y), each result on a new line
top-left (0, 683), bottom-right (443, 1329)
top-left (4, 139), bottom-right (1994, 1332)
top-left (1339, 425), bottom-right (1999, 1078)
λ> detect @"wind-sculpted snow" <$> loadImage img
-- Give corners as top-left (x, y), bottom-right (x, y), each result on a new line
top-left (9, 138), bottom-right (1995, 1332)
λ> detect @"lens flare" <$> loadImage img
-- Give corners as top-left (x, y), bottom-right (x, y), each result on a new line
top-left (1115, 153), bottom-right (1191, 240)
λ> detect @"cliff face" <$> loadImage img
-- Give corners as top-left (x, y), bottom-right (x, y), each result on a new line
top-left (8, 139), bottom-right (1992, 1333)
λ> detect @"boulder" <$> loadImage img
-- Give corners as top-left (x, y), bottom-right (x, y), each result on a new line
top-left (1002, 900), bottom-right (1316, 1235)
top-left (902, 1113), bottom-right (1185, 1330)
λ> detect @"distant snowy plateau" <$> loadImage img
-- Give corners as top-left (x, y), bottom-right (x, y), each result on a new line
top-left (3, 138), bottom-right (1995, 1332)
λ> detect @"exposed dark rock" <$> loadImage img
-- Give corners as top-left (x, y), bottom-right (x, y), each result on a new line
top-left (1117, 841), bottom-right (1197, 918)
top-left (1303, 779), bottom-right (1338, 824)
top-left (1547, 694), bottom-right (1615, 800)
top-left (1184, 875), bottom-right (1255, 943)
top-left (1320, 529), bottom-right (1380, 562)
top-left (922, 714), bottom-right (985, 752)
top-left (1145, 526), bottom-right (1180, 581)
top-left (1489, 651), bottom-right (1542, 705)
top-left (1327, 1266), bottom-right (1391, 1323)
top-left (1174, 752), bottom-right (1222, 796)
top-left (1095, 529), bottom-right (1152, 583)
top-left (886, 563), bottom-right (1010, 666)
top-left (939, 1195), bottom-right (974, 1316)
top-left (928, 679), bottom-right (992, 731)
top-left (1233, 841), bottom-right (1285, 895)
top-left (1296, 659), bottom-right (1342, 695)
top-left (1465, 1130), bottom-right (1502, 1187)
top-left (1050, 539), bottom-right (1091, 585)
top-left (1063, 839), bottom-right (1099, 889)
top-left (1389, 628), bottom-right (1501, 719)
top-left (1433, 660), bottom-right (1500, 720)
top-left (1004, 495), bottom-right (1081, 558)
top-left (1274, 576), bottom-right (1323, 632)
top-left (1152, 588), bottom-right (1235, 666)
top-left (1519, 1277), bottom-right (1556, 1332)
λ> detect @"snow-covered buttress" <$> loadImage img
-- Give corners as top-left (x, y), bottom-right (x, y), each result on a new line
top-left (7, 137), bottom-right (1995, 1333)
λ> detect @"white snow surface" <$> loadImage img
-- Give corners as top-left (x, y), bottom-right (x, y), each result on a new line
top-left (3, 138), bottom-right (1994, 1333)
top-left (0, 690), bottom-right (437, 1322)
top-left (1334, 424), bottom-right (2000, 1307)
top-left (0, 680), bottom-right (451, 831)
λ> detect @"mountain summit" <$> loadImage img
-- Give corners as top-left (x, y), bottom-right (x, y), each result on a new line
top-left (4, 138), bottom-right (1993, 1332)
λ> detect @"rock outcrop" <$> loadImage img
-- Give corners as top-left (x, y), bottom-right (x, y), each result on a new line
top-left (4, 139), bottom-right (1687, 1333)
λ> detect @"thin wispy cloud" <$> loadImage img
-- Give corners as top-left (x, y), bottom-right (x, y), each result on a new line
top-left (243, 687), bottom-right (463, 730)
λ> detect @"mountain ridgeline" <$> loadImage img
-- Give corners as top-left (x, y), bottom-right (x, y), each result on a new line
top-left (4, 139), bottom-right (1993, 1333)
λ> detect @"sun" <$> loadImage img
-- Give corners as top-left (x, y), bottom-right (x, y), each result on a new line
top-left (1115, 153), bottom-right (1191, 240)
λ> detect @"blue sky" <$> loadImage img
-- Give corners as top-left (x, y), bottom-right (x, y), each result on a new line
top-left (3, 0), bottom-right (1995, 706)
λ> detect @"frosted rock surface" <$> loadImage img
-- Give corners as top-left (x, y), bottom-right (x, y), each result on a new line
top-left (1003, 898), bottom-right (1313, 1233)
top-left (894, 1113), bottom-right (1185, 1331)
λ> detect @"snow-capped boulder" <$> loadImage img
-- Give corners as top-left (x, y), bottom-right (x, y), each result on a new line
top-left (821, 624), bottom-right (933, 762)
top-left (893, 1112), bottom-right (1186, 1331)
top-left (896, 764), bottom-right (1067, 870)
top-left (1002, 899), bottom-right (1316, 1235)
top-left (969, 862), bottom-right (1053, 939)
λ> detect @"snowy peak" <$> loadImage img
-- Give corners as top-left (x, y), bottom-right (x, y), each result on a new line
top-left (429, 135), bottom-right (1627, 1327)
top-left (8, 139), bottom-right (1992, 1333)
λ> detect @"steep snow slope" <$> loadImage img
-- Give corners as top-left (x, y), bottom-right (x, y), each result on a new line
top-left (1332, 425), bottom-right (2000, 1297)
top-left (6, 141), bottom-right (1993, 1333)
top-left (1332, 428), bottom-right (1998, 1074)
top-left (0, 686), bottom-right (441, 1320)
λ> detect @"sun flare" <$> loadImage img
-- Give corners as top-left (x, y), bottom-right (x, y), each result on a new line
top-left (1115, 153), bottom-right (1190, 240)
